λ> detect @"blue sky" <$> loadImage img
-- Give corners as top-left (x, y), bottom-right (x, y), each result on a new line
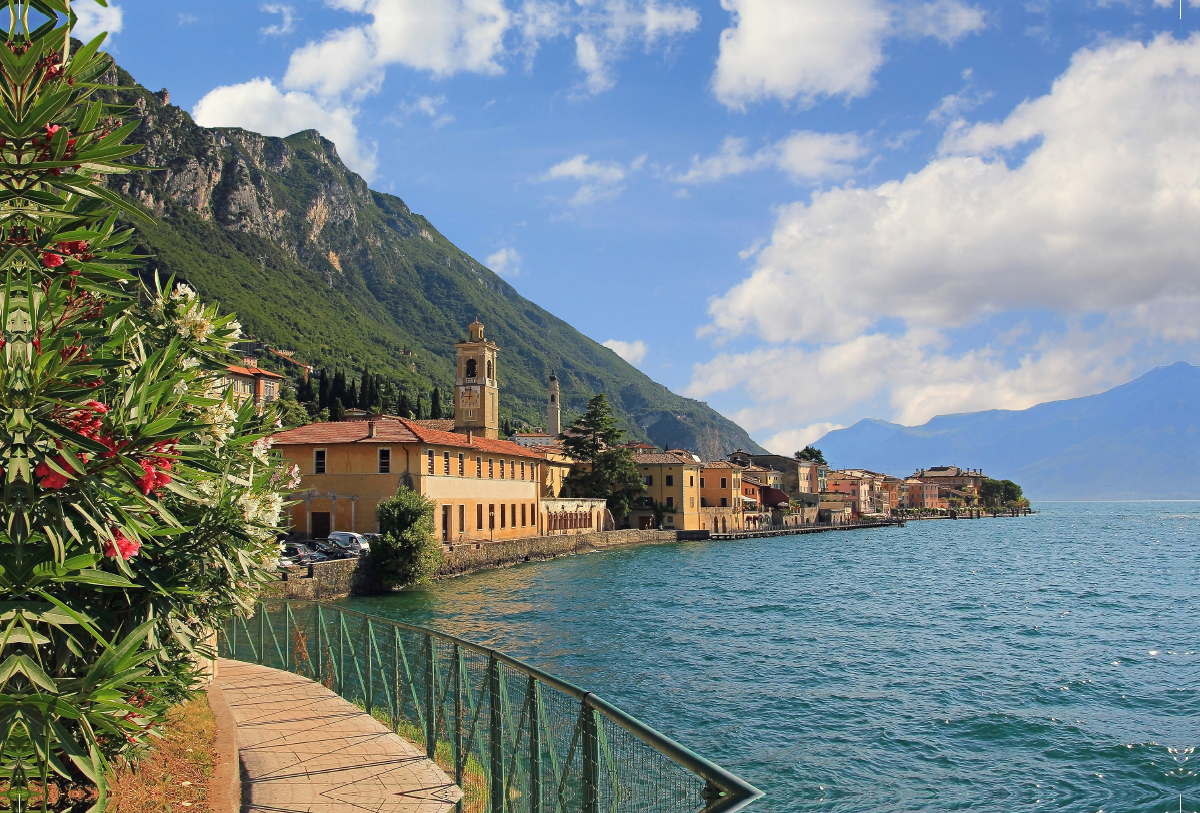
top-left (81, 0), bottom-right (1200, 452)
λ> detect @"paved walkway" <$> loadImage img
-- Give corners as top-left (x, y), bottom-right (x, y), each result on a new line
top-left (215, 658), bottom-right (462, 813)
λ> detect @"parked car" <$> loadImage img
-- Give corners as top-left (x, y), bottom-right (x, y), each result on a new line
top-left (309, 539), bottom-right (355, 560)
top-left (327, 531), bottom-right (369, 555)
top-left (280, 543), bottom-right (326, 565)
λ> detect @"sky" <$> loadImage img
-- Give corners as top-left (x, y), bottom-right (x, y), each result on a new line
top-left (79, 0), bottom-right (1200, 453)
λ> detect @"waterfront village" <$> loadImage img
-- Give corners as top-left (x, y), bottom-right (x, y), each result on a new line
top-left (224, 319), bottom-right (1023, 548)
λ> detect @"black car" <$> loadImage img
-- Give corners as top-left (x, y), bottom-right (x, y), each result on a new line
top-left (281, 543), bottom-right (328, 565)
top-left (309, 539), bottom-right (355, 560)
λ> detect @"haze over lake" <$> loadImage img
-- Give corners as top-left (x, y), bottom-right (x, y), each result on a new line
top-left (342, 503), bottom-right (1198, 813)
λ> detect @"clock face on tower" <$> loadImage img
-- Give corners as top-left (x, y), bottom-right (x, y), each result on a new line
top-left (460, 386), bottom-right (480, 409)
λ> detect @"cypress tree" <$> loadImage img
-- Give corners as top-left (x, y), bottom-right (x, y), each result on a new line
top-left (430, 386), bottom-right (443, 419)
top-left (332, 369), bottom-right (347, 407)
top-left (358, 365), bottom-right (371, 410)
top-left (372, 374), bottom-right (384, 412)
top-left (329, 397), bottom-right (346, 422)
top-left (296, 374), bottom-right (315, 403)
top-left (318, 369), bottom-right (331, 410)
top-left (398, 390), bottom-right (412, 419)
top-left (416, 392), bottom-right (425, 420)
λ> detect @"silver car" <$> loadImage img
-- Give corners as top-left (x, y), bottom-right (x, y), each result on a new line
top-left (327, 531), bottom-right (369, 555)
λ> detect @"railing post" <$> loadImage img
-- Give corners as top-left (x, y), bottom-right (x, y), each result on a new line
top-left (338, 612), bottom-right (346, 694)
top-left (258, 604), bottom-right (265, 665)
top-left (393, 626), bottom-right (401, 732)
top-left (528, 676), bottom-right (540, 813)
top-left (316, 605), bottom-right (324, 684)
top-left (489, 654), bottom-right (503, 813)
top-left (285, 602), bottom-right (292, 672)
top-left (582, 704), bottom-right (600, 813)
top-left (453, 644), bottom-right (464, 790)
top-left (366, 618), bottom-right (375, 716)
top-left (424, 634), bottom-right (437, 761)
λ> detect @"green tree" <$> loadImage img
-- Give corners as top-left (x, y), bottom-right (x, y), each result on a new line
top-left (430, 385), bottom-right (443, 419)
top-left (274, 383), bottom-right (311, 428)
top-left (1000, 479), bottom-right (1023, 505)
top-left (295, 373), bottom-right (315, 404)
top-left (357, 365), bottom-right (371, 409)
top-left (979, 478), bottom-right (1004, 507)
top-left (397, 390), bottom-right (413, 419)
top-left (795, 446), bottom-right (827, 465)
top-left (0, 8), bottom-right (292, 802)
top-left (560, 394), bottom-right (645, 517)
top-left (329, 396), bottom-right (346, 421)
top-left (643, 496), bottom-right (676, 529)
top-left (373, 487), bottom-right (442, 587)
top-left (317, 368), bottom-right (330, 410)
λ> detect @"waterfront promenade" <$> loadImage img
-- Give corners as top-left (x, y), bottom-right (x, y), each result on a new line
top-left (214, 659), bottom-right (461, 813)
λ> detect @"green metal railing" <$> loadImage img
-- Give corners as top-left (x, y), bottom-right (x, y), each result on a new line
top-left (219, 600), bottom-right (762, 813)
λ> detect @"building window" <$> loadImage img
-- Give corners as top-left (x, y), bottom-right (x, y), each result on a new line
top-left (264, 381), bottom-right (276, 400)
top-left (666, 496), bottom-right (674, 507)
top-left (700, 477), bottom-right (705, 488)
top-left (720, 497), bottom-right (728, 507)
top-left (520, 461), bottom-right (525, 480)
top-left (459, 504), bottom-right (465, 532)
top-left (689, 497), bottom-right (695, 507)
top-left (500, 504), bottom-right (506, 528)
top-left (500, 459), bottom-right (506, 479)
top-left (488, 505), bottom-right (495, 530)
top-left (666, 475), bottom-right (674, 487)
top-left (521, 503), bottom-right (527, 526)
top-left (689, 476), bottom-right (694, 486)
top-left (643, 475), bottom-right (653, 486)
top-left (427, 450), bottom-right (435, 474)
top-left (314, 449), bottom-right (326, 474)
top-left (510, 461), bottom-right (515, 479)
top-left (721, 477), bottom-right (727, 489)
top-left (489, 459), bottom-right (494, 478)
top-left (458, 453), bottom-right (465, 476)
top-left (477, 504), bottom-right (484, 530)
top-left (665, 515), bottom-right (674, 525)
top-left (379, 448), bottom-right (391, 474)
top-left (466, 358), bottom-right (477, 378)
top-left (511, 504), bottom-right (516, 529)
top-left (477, 456), bottom-right (482, 477)
top-left (444, 451), bottom-right (451, 475)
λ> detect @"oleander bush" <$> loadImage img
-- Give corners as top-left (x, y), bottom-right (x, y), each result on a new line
top-left (0, 3), bottom-right (292, 809)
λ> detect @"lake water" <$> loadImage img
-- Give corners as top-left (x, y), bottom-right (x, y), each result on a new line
top-left (339, 502), bottom-right (1199, 813)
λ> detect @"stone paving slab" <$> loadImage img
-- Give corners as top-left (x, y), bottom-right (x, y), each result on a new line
top-left (215, 658), bottom-right (462, 813)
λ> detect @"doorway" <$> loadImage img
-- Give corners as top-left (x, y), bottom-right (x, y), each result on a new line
top-left (311, 512), bottom-right (331, 539)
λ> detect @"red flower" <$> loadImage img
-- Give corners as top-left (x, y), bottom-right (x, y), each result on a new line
top-left (103, 528), bottom-right (140, 560)
top-left (35, 458), bottom-right (70, 489)
top-left (137, 460), bottom-right (157, 495)
top-left (41, 252), bottom-right (62, 268)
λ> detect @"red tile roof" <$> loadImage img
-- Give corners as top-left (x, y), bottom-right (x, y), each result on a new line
top-left (633, 452), bottom-right (700, 465)
top-left (409, 419), bottom-right (456, 431)
top-left (272, 418), bottom-right (546, 458)
top-left (226, 364), bottom-right (285, 379)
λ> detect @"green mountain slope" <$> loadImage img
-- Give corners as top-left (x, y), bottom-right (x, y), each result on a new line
top-left (103, 66), bottom-right (765, 458)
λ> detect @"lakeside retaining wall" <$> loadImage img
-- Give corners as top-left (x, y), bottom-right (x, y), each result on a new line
top-left (437, 529), bottom-right (687, 578)
top-left (261, 557), bottom-right (382, 601)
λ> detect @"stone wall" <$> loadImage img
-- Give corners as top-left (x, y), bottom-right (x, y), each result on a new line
top-left (260, 557), bottom-right (381, 601)
top-left (436, 529), bottom-right (686, 578)
top-left (260, 529), bottom-right (703, 600)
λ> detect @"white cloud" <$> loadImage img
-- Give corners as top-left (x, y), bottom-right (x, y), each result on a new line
top-left (570, 2), bottom-right (700, 97)
top-left (693, 35), bottom-right (1200, 435)
top-left (192, 78), bottom-right (378, 180)
top-left (262, 4), bottom-right (296, 36)
top-left (398, 95), bottom-right (455, 128)
top-left (603, 339), bottom-right (649, 365)
top-left (285, 27), bottom-right (383, 99)
top-left (574, 33), bottom-right (613, 95)
top-left (486, 247), bottom-right (522, 276)
top-left (675, 132), bottom-right (866, 184)
top-left (763, 423), bottom-right (845, 456)
top-left (539, 154), bottom-right (632, 205)
top-left (712, 0), bottom-right (984, 109)
top-left (72, 2), bottom-right (123, 41)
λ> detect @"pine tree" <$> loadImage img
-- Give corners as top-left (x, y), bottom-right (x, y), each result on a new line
top-left (561, 394), bottom-right (645, 516)
top-left (430, 386), bottom-right (443, 419)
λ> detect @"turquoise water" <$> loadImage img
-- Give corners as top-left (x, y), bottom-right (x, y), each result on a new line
top-left (340, 502), bottom-right (1199, 812)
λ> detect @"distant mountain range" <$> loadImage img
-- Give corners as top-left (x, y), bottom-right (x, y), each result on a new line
top-left (98, 62), bottom-right (765, 459)
top-left (814, 363), bottom-right (1200, 500)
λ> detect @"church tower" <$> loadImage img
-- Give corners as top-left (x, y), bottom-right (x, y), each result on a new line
top-left (454, 318), bottom-right (500, 439)
top-left (546, 374), bottom-right (561, 437)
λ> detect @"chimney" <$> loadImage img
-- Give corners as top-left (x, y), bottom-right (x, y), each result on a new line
top-left (467, 428), bottom-right (473, 443)
top-left (367, 421), bottom-right (377, 438)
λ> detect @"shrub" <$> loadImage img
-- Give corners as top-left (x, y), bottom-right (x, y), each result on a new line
top-left (0, 5), bottom-right (293, 808)
top-left (373, 488), bottom-right (441, 588)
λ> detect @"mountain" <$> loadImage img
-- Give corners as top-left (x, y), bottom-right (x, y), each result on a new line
top-left (99, 66), bottom-right (765, 459)
top-left (814, 363), bottom-right (1200, 499)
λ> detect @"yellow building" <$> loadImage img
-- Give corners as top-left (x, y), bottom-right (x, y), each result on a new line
top-left (276, 418), bottom-right (547, 543)
top-left (224, 359), bottom-right (284, 406)
top-left (625, 451), bottom-right (703, 530)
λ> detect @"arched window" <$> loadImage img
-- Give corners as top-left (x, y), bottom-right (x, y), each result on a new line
top-left (550, 394), bottom-right (556, 403)
top-left (466, 358), bottom-right (477, 378)
top-left (486, 360), bottom-right (493, 379)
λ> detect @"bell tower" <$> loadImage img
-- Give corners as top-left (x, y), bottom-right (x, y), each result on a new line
top-left (454, 317), bottom-right (500, 439)
top-left (546, 374), bottom-right (561, 437)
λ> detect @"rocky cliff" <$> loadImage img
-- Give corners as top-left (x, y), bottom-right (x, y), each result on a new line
top-left (102, 66), bottom-right (765, 459)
